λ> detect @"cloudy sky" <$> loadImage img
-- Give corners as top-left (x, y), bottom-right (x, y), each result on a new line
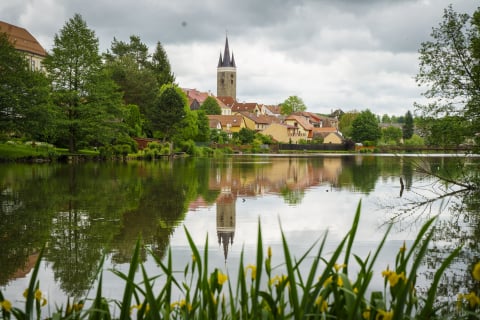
top-left (1, 0), bottom-right (477, 116)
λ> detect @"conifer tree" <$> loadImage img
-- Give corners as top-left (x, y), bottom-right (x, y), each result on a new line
top-left (44, 14), bottom-right (125, 152)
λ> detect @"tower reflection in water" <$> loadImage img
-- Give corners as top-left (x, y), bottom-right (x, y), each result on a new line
top-left (216, 186), bottom-right (236, 261)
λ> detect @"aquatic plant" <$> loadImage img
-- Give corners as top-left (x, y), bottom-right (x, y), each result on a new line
top-left (1, 201), bottom-right (476, 319)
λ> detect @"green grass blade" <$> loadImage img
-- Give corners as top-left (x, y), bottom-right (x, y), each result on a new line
top-left (343, 200), bottom-right (362, 275)
top-left (140, 264), bottom-right (162, 320)
top-left (393, 221), bottom-right (436, 320)
top-left (252, 220), bottom-right (263, 314)
top-left (300, 231), bottom-right (328, 312)
top-left (280, 226), bottom-right (300, 318)
top-left (419, 246), bottom-right (462, 318)
top-left (348, 223), bottom-right (392, 320)
top-left (118, 238), bottom-right (141, 320)
top-left (25, 245), bottom-right (45, 320)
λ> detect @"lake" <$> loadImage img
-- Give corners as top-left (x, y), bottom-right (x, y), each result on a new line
top-left (1, 154), bottom-right (479, 310)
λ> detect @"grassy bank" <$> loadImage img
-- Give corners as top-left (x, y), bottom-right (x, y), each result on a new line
top-left (1, 202), bottom-right (478, 319)
top-left (0, 141), bottom-right (99, 162)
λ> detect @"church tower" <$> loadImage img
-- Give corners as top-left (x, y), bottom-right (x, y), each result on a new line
top-left (217, 36), bottom-right (237, 100)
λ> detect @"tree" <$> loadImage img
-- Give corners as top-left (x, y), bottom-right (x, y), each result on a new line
top-left (403, 110), bottom-right (414, 139)
top-left (338, 112), bottom-right (359, 139)
top-left (44, 14), bottom-right (124, 152)
top-left (104, 37), bottom-right (158, 135)
top-left (200, 96), bottom-right (221, 115)
top-left (381, 114), bottom-right (391, 123)
top-left (416, 5), bottom-right (480, 143)
top-left (150, 41), bottom-right (175, 87)
top-left (122, 104), bottom-right (143, 137)
top-left (382, 126), bottom-right (402, 144)
top-left (240, 128), bottom-right (256, 144)
top-left (350, 109), bottom-right (381, 143)
top-left (280, 96), bottom-right (307, 115)
top-left (194, 110), bottom-right (210, 142)
top-left (104, 36), bottom-right (176, 137)
top-left (0, 32), bottom-right (54, 140)
top-left (417, 115), bottom-right (469, 147)
top-left (150, 84), bottom-right (187, 142)
top-left (106, 35), bottom-right (149, 67)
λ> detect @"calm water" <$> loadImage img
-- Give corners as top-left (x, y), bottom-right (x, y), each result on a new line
top-left (1, 154), bottom-right (479, 308)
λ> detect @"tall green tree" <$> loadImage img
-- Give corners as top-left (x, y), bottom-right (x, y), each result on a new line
top-left (280, 95), bottom-right (307, 115)
top-left (416, 5), bottom-right (480, 143)
top-left (151, 84), bottom-right (187, 142)
top-left (107, 35), bottom-right (150, 66)
top-left (44, 13), bottom-right (124, 152)
top-left (200, 96), bottom-right (221, 115)
top-left (104, 36), bottom-right (175, 137)
top-left (403, 110), bottom-right (414, 139)
top-left (350, 109), bottom-right (381, 143)
top-left (150, 41), bottom-right (175, 87)
top-left (194, 110), bottom-right (211, 142)
top-left (0, 32), bottom-right (54, 140)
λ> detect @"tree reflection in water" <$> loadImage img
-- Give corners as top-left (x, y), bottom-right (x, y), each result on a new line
top-left (383, 156), bottom-right (480, 312)
top-left (0, 155), bottom-right (479, 307)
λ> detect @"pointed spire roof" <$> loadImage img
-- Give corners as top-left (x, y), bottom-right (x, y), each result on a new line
top-left (218, 35), bottom-right (236, 68)
top-left (217, 53), bottom-right (223, 67)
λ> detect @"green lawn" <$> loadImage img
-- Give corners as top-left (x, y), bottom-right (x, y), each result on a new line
top-left (0, 142), bottom-right (98, 161)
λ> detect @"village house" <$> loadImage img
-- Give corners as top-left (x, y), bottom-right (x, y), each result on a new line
top-left (182, 88), bottom-right (231, 114)
top-left (0, 20), bottom-right (47, 71)
top-left (207, 115), bottom-right (245, 138)
top-left (239, 112), bottom-right (280, 132)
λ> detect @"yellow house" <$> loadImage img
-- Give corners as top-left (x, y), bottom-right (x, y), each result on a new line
top-left (207, 115), bottom-right (245, 137)
top-left (323, 132), bottom-right (344, 144)
top-left (238, 112), bottom-right (279, 132)
top-left (284, 115), bottom-right (313, 141)
top-left (312, 127), bottom-right (344, 144)
top-left (261, 123), bottom-right (300, 143)
top-left (0, 20), bottom-right (47, 71)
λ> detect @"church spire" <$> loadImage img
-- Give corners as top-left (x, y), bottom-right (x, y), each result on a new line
top-left (218, 36), bottom-right (235, 68)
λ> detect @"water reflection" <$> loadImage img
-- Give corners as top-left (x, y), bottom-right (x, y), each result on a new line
top-left (0, 155), bottom-right (478, 307)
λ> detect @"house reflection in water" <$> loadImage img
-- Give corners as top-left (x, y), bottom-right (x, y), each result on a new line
top-left (207, 157), bottom-right (345, 261)
top-left (216, 186), bottom-right (236, 261)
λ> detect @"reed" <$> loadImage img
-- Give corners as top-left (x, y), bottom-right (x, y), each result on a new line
top-left (1, 201), bottom-right (476, 319)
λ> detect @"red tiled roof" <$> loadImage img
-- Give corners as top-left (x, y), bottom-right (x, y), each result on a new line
top-left (217, 96), bottom-right (236, 106)
top-left (182, 88), bottom-right (209, 104)
top-left (239, 112), bottom-right (280, 124)
top-left (285, 115), bottom-right (314, 130)
top-left (264, 105), bottom-right (282, 114)
top-left (232, 102), bottom-right (258, 112)
top-left (0, 21), bottom-right (46, 56)
top-left (207, 115), bottom-right (243, 128)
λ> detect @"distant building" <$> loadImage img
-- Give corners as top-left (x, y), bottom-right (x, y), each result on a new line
top-left (0, 20), bottom-right (47, 71)
top-left (217, 36), bottom-right (237, 100)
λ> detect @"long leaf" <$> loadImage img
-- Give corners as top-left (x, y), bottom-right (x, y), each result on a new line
top-left (419, 246), bottom-right (462, 318)
top-left (140, 264), bottom-right (162, 320)
top-left (118, 238), bottom-right (141, 320)
top-left (343, 200), bottom-right (362, 274)
top-left (25, 245), bottom-right (45, 320)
